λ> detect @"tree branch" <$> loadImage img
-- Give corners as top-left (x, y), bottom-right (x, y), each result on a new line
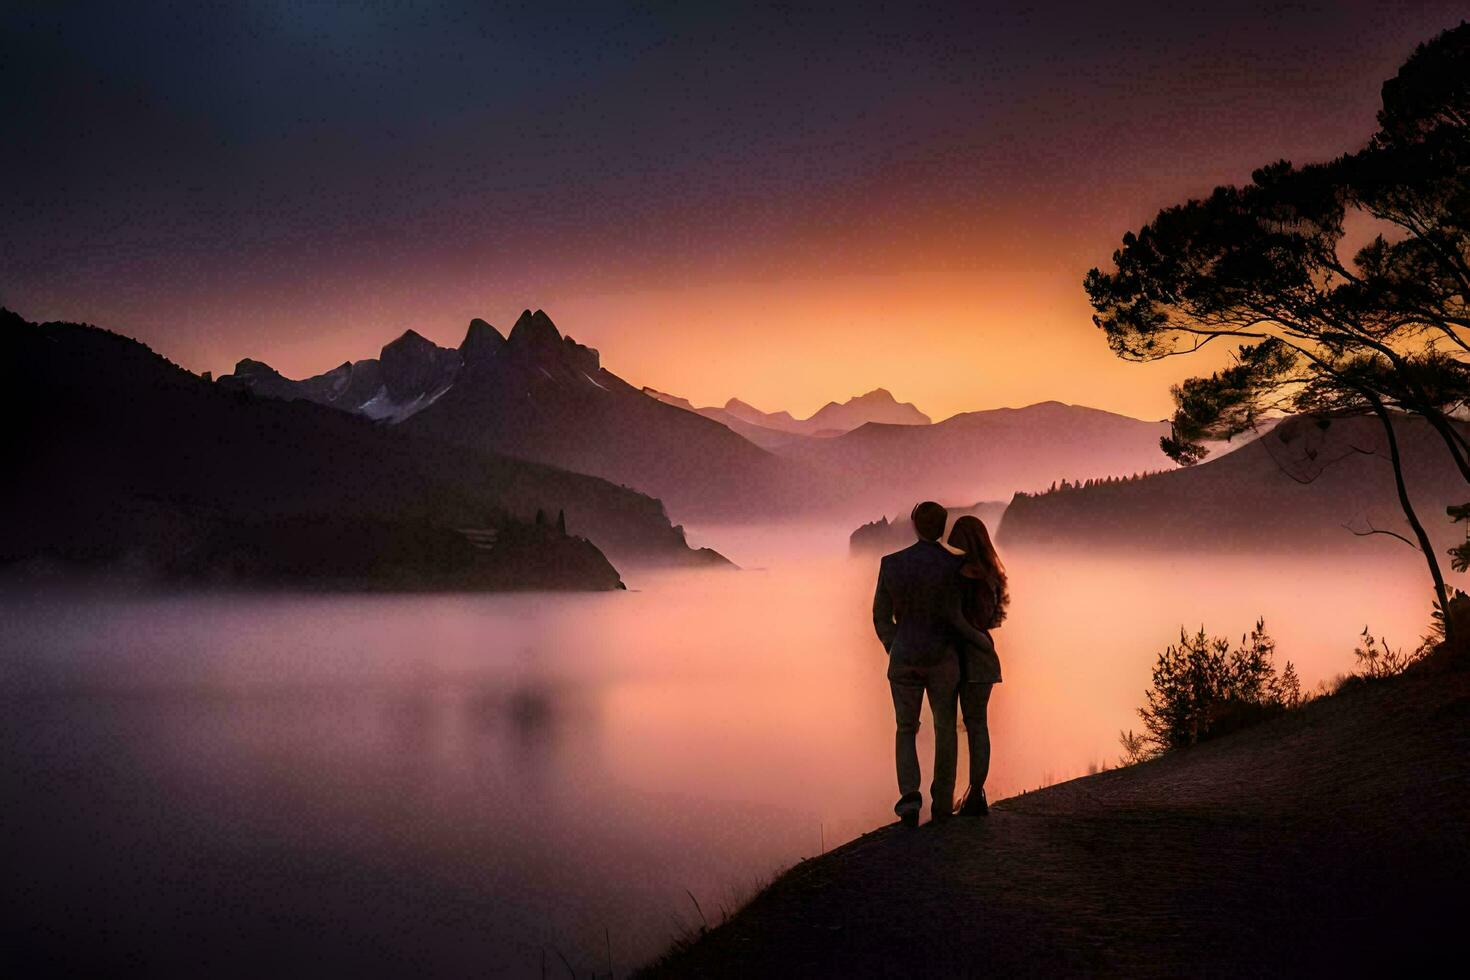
top-left (1342, 520), bottom-right (1420, 550)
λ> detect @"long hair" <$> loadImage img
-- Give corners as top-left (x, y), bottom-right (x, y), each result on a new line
top-left (946, 515), bottom-right (1009, 627)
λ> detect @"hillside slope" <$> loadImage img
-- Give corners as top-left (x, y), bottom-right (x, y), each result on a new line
top-left (999, 413), bottom-right (1470, 553)
top-left (644, 664), bottom-right (1470, 976)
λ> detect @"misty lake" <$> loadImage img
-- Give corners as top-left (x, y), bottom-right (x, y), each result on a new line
top-left (1, 523), bottom-right (1435, 975)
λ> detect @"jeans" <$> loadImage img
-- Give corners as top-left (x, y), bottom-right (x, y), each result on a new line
top-left (888, 656), bottom-right (961, 817)
top-left (959, 682), bottom-right (994, 797)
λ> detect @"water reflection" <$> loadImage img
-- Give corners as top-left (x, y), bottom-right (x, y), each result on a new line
top-left (0, 526), bottom-right (1439, 974)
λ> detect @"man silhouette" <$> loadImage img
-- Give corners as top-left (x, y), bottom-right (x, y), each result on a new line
top-left (873, 501), bottom-right (995, 826)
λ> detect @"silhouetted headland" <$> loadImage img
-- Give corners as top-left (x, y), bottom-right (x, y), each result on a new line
top-left (641, 658), bottom-right (1470, 976)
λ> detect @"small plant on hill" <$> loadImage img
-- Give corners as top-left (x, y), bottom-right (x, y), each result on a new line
top-left (1353, 628), bottom-right (1418, 680)
top-left (1351, 589), bottom-right (1470, 682)
top-left (1117, 729), bottom-right (1156, 766)
top-left (1129, 618), bottom-right (1301, 755)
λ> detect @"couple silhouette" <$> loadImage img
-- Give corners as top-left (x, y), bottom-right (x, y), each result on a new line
top-left (873, 501), bottom-right (1008, 826)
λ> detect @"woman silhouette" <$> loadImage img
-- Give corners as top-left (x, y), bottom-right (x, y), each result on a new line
top-left (946, 515), bottom-right (1008, 815)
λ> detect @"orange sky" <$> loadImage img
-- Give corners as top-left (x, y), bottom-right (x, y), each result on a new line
top-left (485, 273), bottom-right (1237, 424)
top-left (203, 248), bottom-right (1239, 425)
top-left (10, 5), bottom-right (1457, 425)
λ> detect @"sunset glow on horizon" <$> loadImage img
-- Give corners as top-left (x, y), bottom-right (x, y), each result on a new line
top-left (7, 2), bottom-right (1463, 423)
top-left (9, 4), bottom-right (1470, 975)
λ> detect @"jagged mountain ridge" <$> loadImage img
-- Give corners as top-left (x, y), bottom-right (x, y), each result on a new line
top-left (2, 310), bottom-right (727, 586)
top-left (401, 311), bottom-right (834, 519)
top-left (223, 313), bottom-right (1196, 521)
top-left (223, 309), bottom-right (832, 519)
top-left (649, 386), bottom-right (931, 440)
top-left (224, 327), bottom-right (463, 423)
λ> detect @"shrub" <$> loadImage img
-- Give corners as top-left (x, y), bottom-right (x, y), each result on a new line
top-left (1117, 729), bottom-right (1157, 766)
top-left (1132, 618), bottom-right (1299, 754)
top-left (1353, 627), bottom-right (1418, 679)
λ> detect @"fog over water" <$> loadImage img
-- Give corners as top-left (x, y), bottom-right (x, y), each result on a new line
top-left (1, 522), bottom-right (1438, 974)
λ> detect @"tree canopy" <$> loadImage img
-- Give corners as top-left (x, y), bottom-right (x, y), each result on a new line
top-left (1085, 19), bottom-right (1470, 462)
top-left (1085, 22), bottom-right (1470, 631)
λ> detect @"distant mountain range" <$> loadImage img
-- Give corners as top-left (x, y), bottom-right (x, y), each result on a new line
top-left (998, 413), bottom-right (1470, 554)
top-left (226, 321), bottom-right (485, 422)
top-left (779, 401), bottom-right (1174, 510)
top-left (641, 389), bottom-right (810, 451)
top-left (2, 310), bottom-right (726, 590)
top-left (223, 313), bottom-right (1198, 522)
top-left (642, 387), bottom-right (1181, 515)
top-left (726, 389), bottom-right (931, 435)
top-left (225, 310), bottom-right (830, 519)
top-left (644, 387), bottom-right (929, 447)
top-left (14, 306), bottom-right (1458, 579)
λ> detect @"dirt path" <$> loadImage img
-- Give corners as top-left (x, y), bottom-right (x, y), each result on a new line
top-left (643, 668), bottom-right (1470, 976)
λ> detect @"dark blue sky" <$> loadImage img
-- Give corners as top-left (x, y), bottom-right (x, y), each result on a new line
top-left (3, 2), bottom-right (1466, 416)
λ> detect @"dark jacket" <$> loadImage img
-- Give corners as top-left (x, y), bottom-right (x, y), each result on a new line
top-left (873, 540), bottom-right (995, 670)
top-left (957, 564), bottom-right (1003, 684)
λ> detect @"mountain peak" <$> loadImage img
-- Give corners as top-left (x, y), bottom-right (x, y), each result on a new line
top-left (231, 357), bottom-right (284, 379)
top-left (380, 328), bottom-right (457, 400)
top-left (503, 309), bottom-right (600, 375)
top-left (806, 388), bottom-right (930, 429)
top-left (388, 328), bottom-right (431, 347)
top-left (464, 317), bottom-right (497, 339)
top-left (508, 309), bottom-right (562, 347)
top-left (461, 317), bottom-right (505, 364)
top-left (378, 329), bottom-right (442, 369)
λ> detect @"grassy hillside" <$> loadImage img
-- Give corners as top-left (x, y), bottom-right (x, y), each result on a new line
top-left (643, 660), bottom-right (1470, 976)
